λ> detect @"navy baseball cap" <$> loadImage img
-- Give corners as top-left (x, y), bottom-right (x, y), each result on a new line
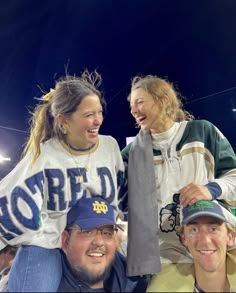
top-left (67, 197), bottom-right (118, 229)
top-left (182, 200), bottom-right (228, 225)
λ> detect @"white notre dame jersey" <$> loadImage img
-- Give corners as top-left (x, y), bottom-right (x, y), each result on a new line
top-left (0, 135), bottom-right (125, 250)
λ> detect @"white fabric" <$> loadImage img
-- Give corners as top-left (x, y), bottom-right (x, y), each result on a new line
top-left (0, 135), bottom-right (124, 250)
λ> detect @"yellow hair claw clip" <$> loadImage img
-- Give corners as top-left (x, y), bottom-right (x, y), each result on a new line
top-left (43, 88), bottom-right (55, 102)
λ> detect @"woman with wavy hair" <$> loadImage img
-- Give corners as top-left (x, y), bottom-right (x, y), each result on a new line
top-left (0, 70), bottom-right (125, 291)
top-left (122, 74), bottom-right (236, 278)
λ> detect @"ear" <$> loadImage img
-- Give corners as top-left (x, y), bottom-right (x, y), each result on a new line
top-left (158, 94), bottom-right (169, 113)
top-left (161, 94), bottom-right (170, 105)
top-left (57, 113), bottom-right (68, 128)
top-left (61, 230), bottom-right (70, 253)
top-left (180, 233), bottom-right (188, 247)
top-left (227, 231), bottom-right (235, 248)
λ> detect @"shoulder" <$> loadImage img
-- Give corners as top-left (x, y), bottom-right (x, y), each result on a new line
top-left (148, 263), bottom-right (194, 292)
top-left (186, 119), bottom-right (215, 130)
top-left (114, 250), bottom-right (126, 265)
top-left (121, 142), bottom-right (133, 161)
top-left (113, 252), bottom-right (148, 292)
top-left (99, 135), bottom-right (119, 147)
top-left (40, 138), bottom-right (61, 151)
top-left (184, 119), bottom-right (222, 138)
top-left (185, 119), bottom-right (226, 140)
top-left (112, 252), bottom-right (129, 276)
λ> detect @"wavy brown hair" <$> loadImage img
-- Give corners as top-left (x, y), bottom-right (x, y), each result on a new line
top-left (23, 70), bottom-right (105, 163)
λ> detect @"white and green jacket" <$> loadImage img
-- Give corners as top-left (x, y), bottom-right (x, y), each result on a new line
top-left (122, 120), bottom-right (236, 276)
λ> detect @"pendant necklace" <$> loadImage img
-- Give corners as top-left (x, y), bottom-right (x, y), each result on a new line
top-left (62, 141), bottom-right (97, 184)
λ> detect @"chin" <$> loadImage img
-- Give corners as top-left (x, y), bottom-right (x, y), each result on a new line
top-left (140, 123), bottom-right (146, 128)
top-left (85, 137), bottom-right (97, 145)
top-left (141, 126), bottom-right (149, 131)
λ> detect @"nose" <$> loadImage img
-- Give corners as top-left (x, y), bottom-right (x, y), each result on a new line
top-left (198, 229), bottom-right (212, 244)
top-left (130, 104), bottom-right (137, 117)
top-left (94, 113), bottom-right (103, 126)
top-left (91, 230), bottom-right (105, 245)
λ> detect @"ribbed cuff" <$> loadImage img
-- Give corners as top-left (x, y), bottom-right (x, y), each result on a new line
top-left (205, 182), bottom-right (222, 199)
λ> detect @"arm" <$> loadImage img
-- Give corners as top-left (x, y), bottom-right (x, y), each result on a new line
top-left (180, 121), bottom-right (236, 207)
top-left (117, 143), bottom-right (132, 220)
top-left (0, 153), bottom-right (44, 247)
top-left (213, 126), bottom-right (236, 203)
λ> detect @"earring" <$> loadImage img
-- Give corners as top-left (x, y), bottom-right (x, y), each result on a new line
top-left (60, 125), bottom-right (67, 134)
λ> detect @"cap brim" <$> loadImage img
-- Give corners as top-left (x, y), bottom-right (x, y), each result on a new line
top-left (116, 224), bottom-right (125, 231)
top-left (183, 211), bottom-right (227, 225)
top-left (75, 218), bottom-right (116, 229)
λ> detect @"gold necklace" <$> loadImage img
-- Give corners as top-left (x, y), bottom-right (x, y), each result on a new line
top-left (72, 156), bottom-right (90, 184)
top-left (62, 141), bottom-right (97, 184)
top-left (68, 150), bottom-right (91, 184)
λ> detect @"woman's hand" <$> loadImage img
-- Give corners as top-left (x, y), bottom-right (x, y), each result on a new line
top-left (180, 182), bottom-right (212, 207)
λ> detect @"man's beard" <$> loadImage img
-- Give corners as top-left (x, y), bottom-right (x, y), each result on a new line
top-left (71, 260), bottom-right (114, 287)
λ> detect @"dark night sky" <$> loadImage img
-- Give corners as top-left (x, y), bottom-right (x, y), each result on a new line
top-left (0, 0), bottom-right (236, 178)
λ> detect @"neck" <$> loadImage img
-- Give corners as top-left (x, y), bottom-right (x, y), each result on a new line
top-left (195, 264), bottom-right (230, 292)
top-left (68, 143), bottom-right (96, 152)
top-left (150, 119), bottom-right (175, 134)
top-left (89, 280), bottom-right (104, 289)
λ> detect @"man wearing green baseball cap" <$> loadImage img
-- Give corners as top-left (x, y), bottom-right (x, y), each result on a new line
top-left (148, 200), bottom-right (236, 292)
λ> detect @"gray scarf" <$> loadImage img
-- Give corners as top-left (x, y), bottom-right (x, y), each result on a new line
top-left (127, 129), bottom-right (161, 276)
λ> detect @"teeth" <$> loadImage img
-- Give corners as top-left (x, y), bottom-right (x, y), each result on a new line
top-left (200, 250), bottom-right (214, 254)
top-left (89, 253), bottom-right (103, 257)
top-left (88, 129), bottom-right (98, 133)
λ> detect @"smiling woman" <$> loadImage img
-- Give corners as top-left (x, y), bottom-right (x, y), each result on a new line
top-left (122, 74), bottom-right (236, 278)
top-left (0, 70), bottom-right (126, 292)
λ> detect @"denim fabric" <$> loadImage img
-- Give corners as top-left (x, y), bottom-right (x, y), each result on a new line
top-left (8, 245), bottom-right (62, 292)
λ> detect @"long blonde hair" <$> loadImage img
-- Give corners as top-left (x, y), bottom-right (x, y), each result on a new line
top-left (129, 75), bottom-right (193, 122)
top-left (23, 70), bottom-right (105, 163)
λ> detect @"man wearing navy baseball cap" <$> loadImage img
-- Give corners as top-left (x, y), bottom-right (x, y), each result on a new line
top-left (147, 200), bottom-right (236, 292)
top-left (58, 196), bottom-right (147, 292)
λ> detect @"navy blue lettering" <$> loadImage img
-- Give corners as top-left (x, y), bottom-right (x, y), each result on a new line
top-left (67, 168), bottom-right (87, 208)
top-left (11, 187), bottom-right (40, 230)
top-left (97, 167), bottom-right (115, 202)
top-left (46, 169), bottom-right (66, 211)
top-left (25, 171), bottom-right (44, 198)
top-left (0, 196), bottom-right (23, 240)
top-left (0, 225), bottom-right (16, 241)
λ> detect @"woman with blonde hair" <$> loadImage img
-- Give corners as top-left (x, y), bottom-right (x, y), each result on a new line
top-left (122, 74), bottom-right (236, 277)
top-left (0, 70), bottom-right (125, 291)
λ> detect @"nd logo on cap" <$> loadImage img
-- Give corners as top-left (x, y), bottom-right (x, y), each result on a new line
top-left (93, 201), bottom-right (108, 214)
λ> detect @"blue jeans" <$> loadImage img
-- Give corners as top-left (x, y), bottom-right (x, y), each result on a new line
top-left (8, 245), bottom-right (62, 292)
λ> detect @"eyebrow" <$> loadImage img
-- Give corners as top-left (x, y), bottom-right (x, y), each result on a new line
top-left (187, 220), bottom-right (222, 226)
